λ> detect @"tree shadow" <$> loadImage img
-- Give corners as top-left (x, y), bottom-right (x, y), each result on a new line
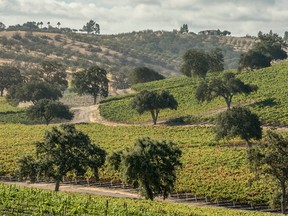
top-left (251, 98), bottom-right (279, 108)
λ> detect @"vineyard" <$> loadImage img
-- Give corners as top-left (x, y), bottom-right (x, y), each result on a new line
top-left (100, 61), bottom-right (288, 125)
top-left (0, 184), bottom-right (280, 215)
top-left (1, 61), bottom-right (288, 212)
top-left (0, 121), bottom-right (279, 205)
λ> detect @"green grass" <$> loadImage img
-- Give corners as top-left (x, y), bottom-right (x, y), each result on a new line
top-left (100, 61), bottom-right (288, 125)
top-left (0, 184), bottom-right (280, 216)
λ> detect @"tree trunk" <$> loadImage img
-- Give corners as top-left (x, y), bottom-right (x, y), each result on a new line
top-left (55, 179), bottom-right (60, 191)
top-left (281, 181), bottom-right (286, 214)
top-left (224, 95), bottom-right (233, 110)
top-left (54, 175), bottom-right (62, 191)
top-left (93, 95), bottom-right (97, 105)
top-left (245, 138), bottom-right (252, 148)
top-left (0, 89), bottom-right (3, 97)
top-left (150, 110), bottom-right (157, 125)
top-left (143, 179), bottom-right (154, 200)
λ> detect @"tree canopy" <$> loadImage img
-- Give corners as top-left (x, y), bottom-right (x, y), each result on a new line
top-left (26, 99), bottom-right (73, 125)
top-left (131, 90), bottom-right (178, 125)
top-left (6, 81), bottom-right (62, 106)
top-left (16, 124), bottom-right (106, 191)
top-left (39, 60), bottom-right (68, 91)
top-left (215, 107), bottom-right (262, 147)
top-left (248, 131), bottom-right (288, 213)
top-left (239, 32), bottom-right (287, 71)
top-left (108, 137), bottom-right (182, 200)
top-left (83, 20), bottom-right (100, 34)
top-left (0, 65), bottom-right (23, 96)
top-left (195, 72), bottom-right (258, 110)
top-left (128, 67), bottom-right (165, 85)
top-left (181, 48), bottom-right (224, 80)
top-left (72, 65), bottom-right (109, 105)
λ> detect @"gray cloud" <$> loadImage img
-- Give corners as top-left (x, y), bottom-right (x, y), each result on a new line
top-left (0, 0), bottom-right (287, 36)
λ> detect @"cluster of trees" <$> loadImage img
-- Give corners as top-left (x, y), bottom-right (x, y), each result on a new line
top-left (179, 24), bottom-right (189, 33)
top-left (1, 61), bottom-right (110, 124)
top-left (239, 31), bottom-right (287, 71)
top-left (0, 20), bottom-right (100, 34)
top-left (16, 124), bottom-right (182, 200)
top-left (3, 60), bottom-right (73, 124)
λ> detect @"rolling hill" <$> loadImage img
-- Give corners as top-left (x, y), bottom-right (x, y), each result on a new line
top-left (99, 61), bottom-right (288, 126)
top-left (0, 30), bottom-right (254, 78)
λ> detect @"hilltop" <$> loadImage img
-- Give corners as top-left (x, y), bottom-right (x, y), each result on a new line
top-left (0, 30), bottom-right (254, 78)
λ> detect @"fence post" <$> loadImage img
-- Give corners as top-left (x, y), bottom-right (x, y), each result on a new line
top-left (104, 199), bottom-right (109, 216)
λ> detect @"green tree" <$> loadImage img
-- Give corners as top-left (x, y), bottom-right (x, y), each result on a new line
top-left (180, 24), bottom-right (189, 33)
top-left (239, 32), bottom-right (287, 71)
top-left (0, 22), bottom-right (6, 31)
top-left (215, 107), bottom-right (262, 147)
top-left (6, 81), bottom-right (62, 106)
top-left (238, 50), bottom-right (271, 71)
top-left (39, 60), bottom-right (68, 91)
top-left (108, 137), bottom-right (182, 200)
top-left (195, 72), bottom-right (257, 110)
top-left (57, 22), bottom-right (61, 29)
top-left (72, 65), bottom-right (109, 105)
top-left (83, 20), bottom-right (100, 34)
top-left (16, 124), bottom-right (106, 191)
top-left (0, 65), bottom-right (23, 96)
top-left (128, 67), bottom-right (165, 85)
top-left (181, 49), bottom-right (224, 80)
top-left (26, 99), bottom-right (73, 125)
top-left (131, 90), bottom-right (178, 125)
top-left (248, 131), bottom-right (288, 213)
top-left (209, 48), bottom-right (224, 72)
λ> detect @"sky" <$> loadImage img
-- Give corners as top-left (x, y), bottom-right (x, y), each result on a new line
top-left (0, 0), bottom-right (287, 36)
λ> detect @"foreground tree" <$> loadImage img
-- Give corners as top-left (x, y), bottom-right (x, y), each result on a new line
top-left (195, 72), bottom-right (257, 110)
top-left (248, 131), bottom-right (288, 213)
top-left (6, 81), bottom-right (62, 106)
top-left (72, 65), bottom-right (109, 105)
top-left (128, 67), bottom-right (165, 85)
top-left (215, 107), bottom-right (262, 147)
top-left (26, 99), bottom-right (73, 125)
top-left (108, 137), bottom-right (182, 200)
top-left (0, 65), bottom-right (23, 96)
top-left (181, 49), bottom-right (224, 80)
top-left (16, 124), bottom-right (106, 191)
top-left (131, 90), bottom-right (178, 125)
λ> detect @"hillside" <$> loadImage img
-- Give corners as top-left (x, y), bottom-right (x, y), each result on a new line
top-left (1, 62), bottom-right (288, 207)
top-left (99, 61), bottom-right (288, 126)
top-left (0, 30), bottom-right (254, 78)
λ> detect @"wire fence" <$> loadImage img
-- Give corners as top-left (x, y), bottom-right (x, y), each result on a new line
top-left (0, 176), bottom-right (278, 214)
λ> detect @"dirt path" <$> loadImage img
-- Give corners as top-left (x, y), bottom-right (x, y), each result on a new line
top-left (1, 181), bottom-right (140, 199)
top-left (0, 181), bottom-right (225, 208)
top-left (70, 101), bottom-right (288, 132)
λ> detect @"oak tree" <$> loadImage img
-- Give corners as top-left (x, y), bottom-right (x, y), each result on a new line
top-left (108, 137), bottom-right (182, 200)
top-left (72, 65), bottom-right (109, 105)
top-left (131, 90), bottom-right (178, 125)
top-left (16, 124), bottom-right (106, 191)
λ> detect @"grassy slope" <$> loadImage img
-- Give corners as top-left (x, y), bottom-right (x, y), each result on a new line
top-left (1, 184), bottom-right (278, 216)
top-left (100, 61), bottom-right (288, 125)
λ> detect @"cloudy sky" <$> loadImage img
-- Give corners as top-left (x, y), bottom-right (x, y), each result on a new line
top-left (0, 0), bottom-right (287, 36)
